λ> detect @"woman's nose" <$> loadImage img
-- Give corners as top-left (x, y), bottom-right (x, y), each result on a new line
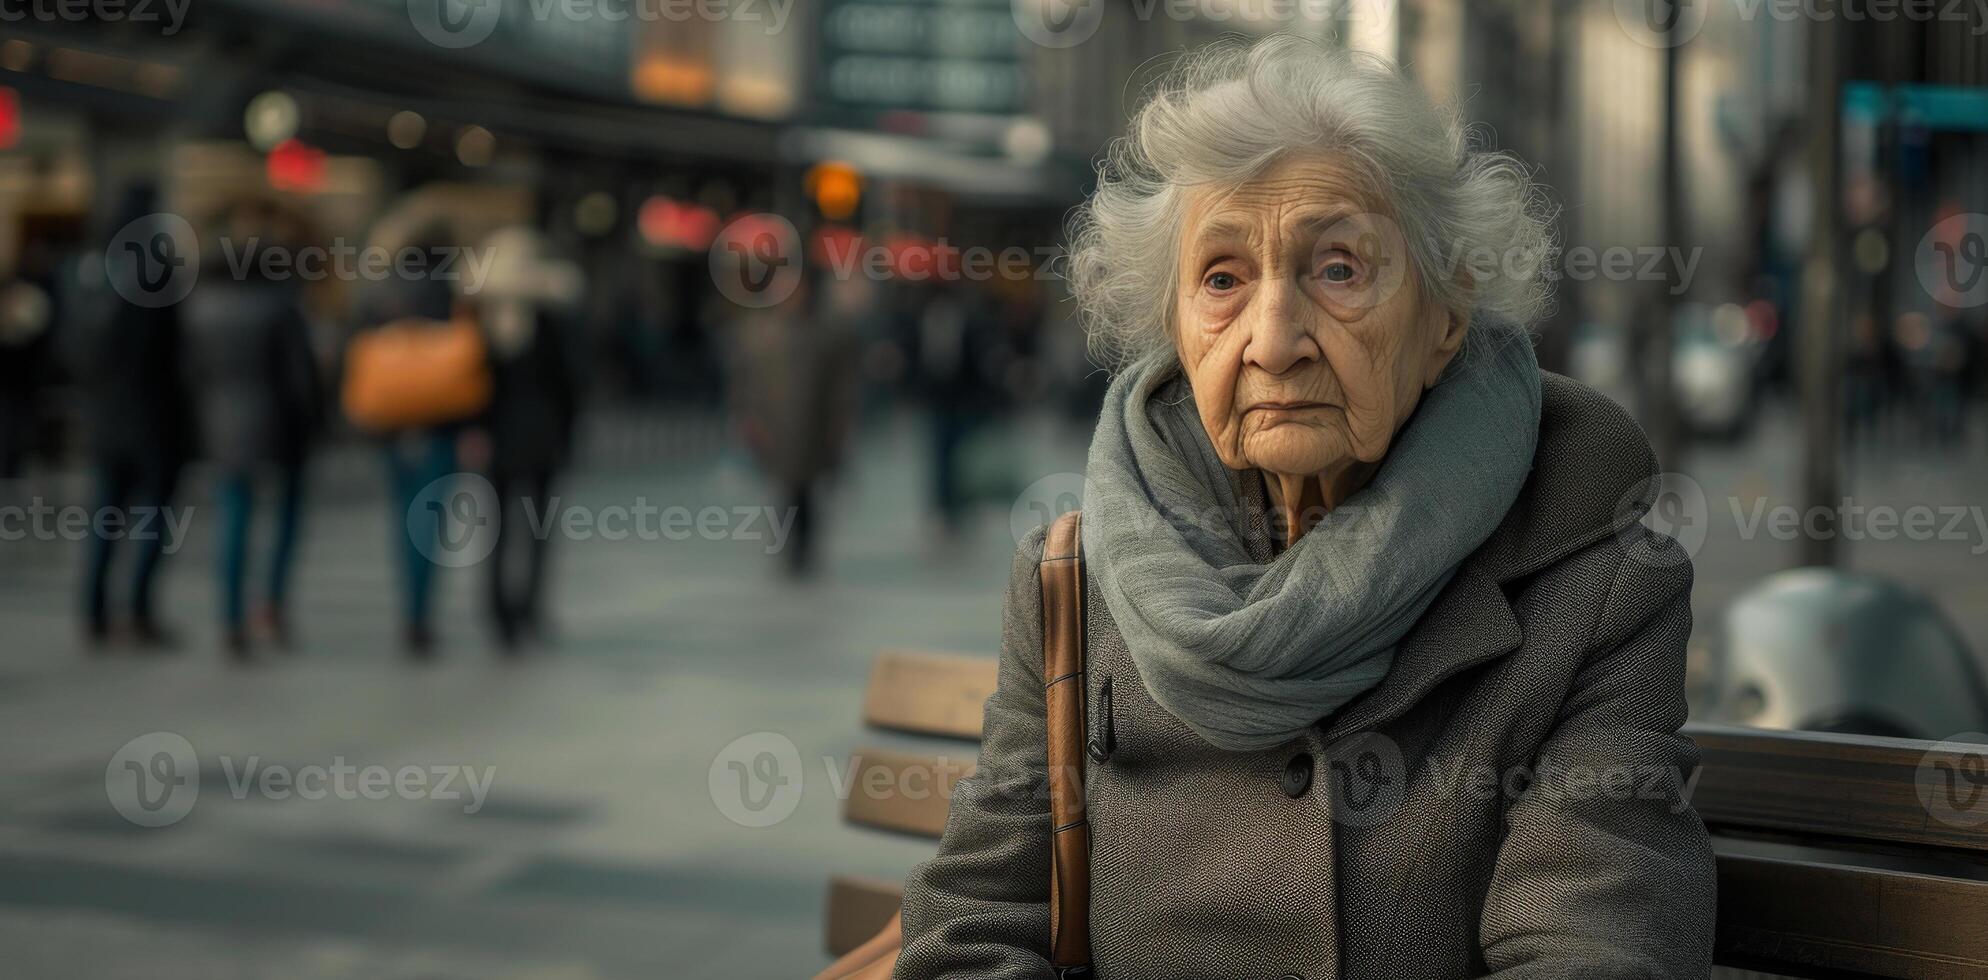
top-left (1241, 282), bottom-right (1321, 375)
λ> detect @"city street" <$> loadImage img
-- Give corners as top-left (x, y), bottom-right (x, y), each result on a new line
top-left (0, 398), bottom-right (1984, 979)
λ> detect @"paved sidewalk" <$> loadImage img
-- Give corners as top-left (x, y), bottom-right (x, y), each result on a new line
top-left (0, 410), bottom-right (1088, 980)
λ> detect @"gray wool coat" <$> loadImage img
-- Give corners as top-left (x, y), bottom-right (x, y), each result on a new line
top-left (894, 373), bottom-right (1717, 980)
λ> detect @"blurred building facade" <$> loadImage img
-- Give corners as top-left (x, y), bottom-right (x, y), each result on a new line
top-left (2, 0), bottom-right (1987, 433)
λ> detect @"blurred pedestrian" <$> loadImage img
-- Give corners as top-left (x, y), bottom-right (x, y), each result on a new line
top-left (184, 202), bottom-right (323, 659)
top-left (470, 226), bottom-right (582, 648)
top-left (345, 225), bottom-right (491, 658)
top-left (917, 279), bottom-right (1004, 532)
top-left (73, 184), bottom-right (195, 649)
top-left (728, 273), bottom-right (860, 577)
top-left (0, 269), bottom-right (54, 484)
top-left (1928, 306), bottom-right (1973, 445)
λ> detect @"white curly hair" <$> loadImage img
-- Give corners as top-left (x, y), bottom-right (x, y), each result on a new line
top-left (1066, 34), bottom-right (1557, 371)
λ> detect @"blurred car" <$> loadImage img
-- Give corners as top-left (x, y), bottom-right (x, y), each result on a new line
top-left (1673, 301), bottom-right (1769, 440)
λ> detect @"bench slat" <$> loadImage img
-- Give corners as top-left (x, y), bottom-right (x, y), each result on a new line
top-left (862, 650), bottom-right (1000, 740)
top-left (1687, 724), bottom-right (1988, 856)
top-left (825, 875), bottom-right (905, 957)
top-left (842, 748), bottom-right (976, 839)
top-left (1714, 850), bottom-right (1988, 979)
top-left (826, 854), bottom-right (1988, 977)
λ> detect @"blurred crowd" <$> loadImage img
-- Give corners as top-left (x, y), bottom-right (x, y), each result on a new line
top-left (0, 180), bottom-right (1074, 663)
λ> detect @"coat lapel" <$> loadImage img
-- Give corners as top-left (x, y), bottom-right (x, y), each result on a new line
top-left (1320, 372), bottom-right (1660, 741)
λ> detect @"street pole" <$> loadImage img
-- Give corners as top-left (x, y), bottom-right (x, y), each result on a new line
top-left (1652, 5), bottom-right (1684, 472)
top-left (1799, 16), bottom-right (1844, 568)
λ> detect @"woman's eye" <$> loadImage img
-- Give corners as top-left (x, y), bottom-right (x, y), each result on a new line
top-left (1205, 271), bottom-right (1240, 292)
top-left (1316, 250), bottom-right (1362, 285)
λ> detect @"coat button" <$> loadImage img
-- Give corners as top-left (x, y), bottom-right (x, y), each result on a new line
top-left (1280, 753), bottom-right (1313, 798)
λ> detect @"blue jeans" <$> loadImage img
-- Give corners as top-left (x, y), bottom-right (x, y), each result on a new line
top-left (83, 457), bottom-right (180, 631)
top-left (385, 432), bottom-right (457, 630)
top-left (214, 464), bottom-right (305, 630)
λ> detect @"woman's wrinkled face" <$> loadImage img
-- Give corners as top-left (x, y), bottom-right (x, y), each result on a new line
top-left (1174, 155), bottom-right (1468, 483)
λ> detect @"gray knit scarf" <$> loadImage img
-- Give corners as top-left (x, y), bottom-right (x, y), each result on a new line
top-left (1079, 329), bottom-right (1542, 752)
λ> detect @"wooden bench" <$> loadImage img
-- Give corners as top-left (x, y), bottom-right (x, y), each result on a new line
top-left (827, 651), bottom-right (1988, 979)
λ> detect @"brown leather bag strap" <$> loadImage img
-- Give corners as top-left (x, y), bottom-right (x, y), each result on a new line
top-left (1040, 510), bottom-right (1091, 975)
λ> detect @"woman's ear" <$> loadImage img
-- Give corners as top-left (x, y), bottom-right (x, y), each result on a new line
top-left (1423, 307), bottom-right (1470, 388)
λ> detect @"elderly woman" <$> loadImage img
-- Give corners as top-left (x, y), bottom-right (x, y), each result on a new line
top-left (893, 36), bottom-right (1715, 980)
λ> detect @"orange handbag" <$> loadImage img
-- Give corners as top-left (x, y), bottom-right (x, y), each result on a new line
top-left (340, 316), bottom-right (492, 433)
top-left (814, 511), bottom-right (1092, 980)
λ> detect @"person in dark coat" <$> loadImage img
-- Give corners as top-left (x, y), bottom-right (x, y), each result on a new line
top-left (183, 203), bottom-right (323, 658)
top-left (470, 226), bottom-right (583, 648)
top-left (727, 272), bottom-right (861, 577)
top-left (74, 183), bottom-right (195, 648)
top-left (0, 240), bottom-right (59, 484)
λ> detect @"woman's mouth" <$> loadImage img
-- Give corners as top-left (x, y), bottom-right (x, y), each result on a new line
top-left (1246, 400), bottom-right (1330, 414)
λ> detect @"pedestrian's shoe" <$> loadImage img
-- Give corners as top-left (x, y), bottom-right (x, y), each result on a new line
top-left (254, 603), bottom-right (294, 652)
top-left (83, 617), bottom-right (112, 653)
top-left (224, 626), bottom-right (253, 664)
top-left (403, 623), bottom-right (436, 661)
